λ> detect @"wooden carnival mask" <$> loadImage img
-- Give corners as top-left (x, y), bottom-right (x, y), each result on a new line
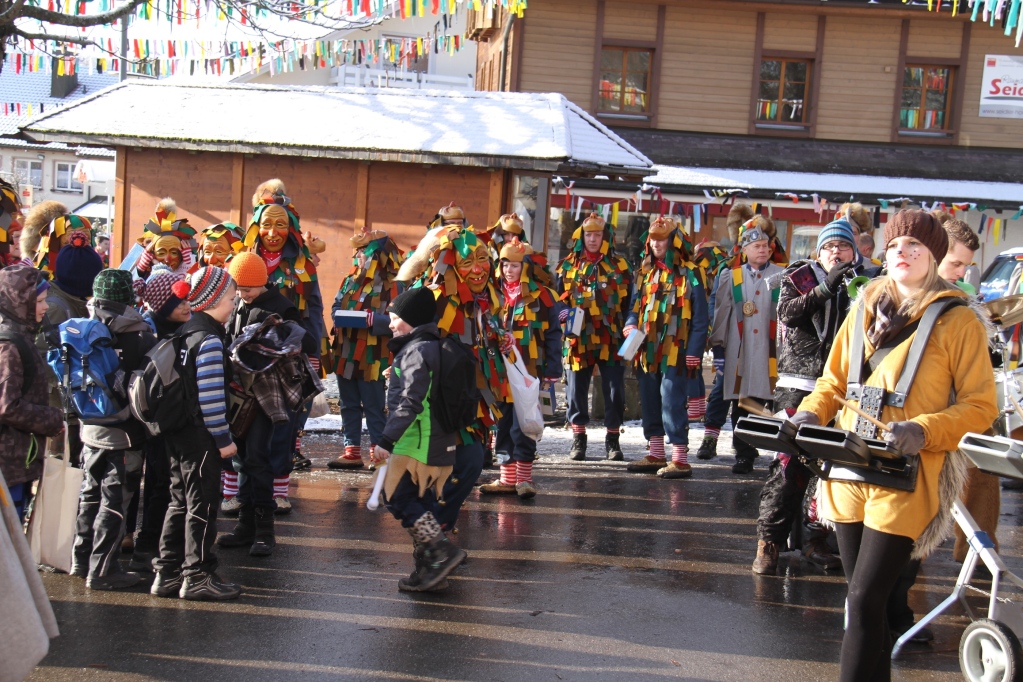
top-left (258, 204), bottom-right (290, 253)
top-left (201, 234), bottom-right (233, 267)
top-left (153, 234), bottom-right (183, 270)
top-left (455, 242), bottom-right (492, 294)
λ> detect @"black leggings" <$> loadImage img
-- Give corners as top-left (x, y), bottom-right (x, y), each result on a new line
top-left (834, 522), bottom-right (914, 682)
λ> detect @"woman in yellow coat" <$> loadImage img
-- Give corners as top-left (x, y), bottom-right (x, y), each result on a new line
top-left (793, 210), bottom-right (997, 682)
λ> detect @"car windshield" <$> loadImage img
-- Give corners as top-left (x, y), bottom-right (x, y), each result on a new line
top-left (981, 257), bottom-right (1021, 301)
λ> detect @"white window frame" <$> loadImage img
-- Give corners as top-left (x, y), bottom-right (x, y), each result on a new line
top-left (54, 161), bottom-right (83, 192)
top-left (13, 158), bottom-right (42, 189)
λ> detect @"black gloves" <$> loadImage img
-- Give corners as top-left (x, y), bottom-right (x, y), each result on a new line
top-left (818, 260), bottom-right (856, 298)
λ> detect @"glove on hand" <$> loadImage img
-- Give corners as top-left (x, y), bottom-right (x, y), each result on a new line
top-left (559, 308), bottom-right (569, 323)
top-left (820, 260), bottom-right (856, 297)
top-left (885, 420), bottom-right (926, 455)
top-left (685, 355), bottom-right (701, 369)
top-left (712, 357), bottom-right (725, 373)
top-left (622, 325), bottom-right (638, 338)
top-left (789, 411), bottom-right (820, 427)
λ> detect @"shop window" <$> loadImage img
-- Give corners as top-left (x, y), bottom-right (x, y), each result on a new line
top-left (756, 59), bottom-right (811, 126)
top-left (900, 65), bottom-right (954, 131)
top-left (790, 224), bottom-right (824, 262)
top-left (54, 162), bottom-right (83, 192)
top-left (14, 159), bottom-right (42, 189)
top-left (598, 48), bottom-right (652, 115)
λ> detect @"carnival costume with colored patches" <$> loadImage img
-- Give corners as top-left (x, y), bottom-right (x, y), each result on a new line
top-left (22, 201), bottom-right (93, 274)
top-left (725, 203), bottom-right (788, 269)
top-left (622, 217), bottom-right (709, 477)
top-left (397, 219), bottom-right (509, 529)
top-left (0, 179), bottom-right (23, 267)
top-left (135, 198), bottom-right (197, 278)
top-left (555, 213), bottom-right (632, 461)
top-left (708, 217), bottom-right (785, 470)
top-left (480, 238), bottom-right (563, 496)
top-left (328, 228), bottom-right (404, 469)
top-left (196, 222), bottom-right (243, 270)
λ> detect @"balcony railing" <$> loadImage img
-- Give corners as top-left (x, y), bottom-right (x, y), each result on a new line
top-left (329, 65), bottom-right (474, 91)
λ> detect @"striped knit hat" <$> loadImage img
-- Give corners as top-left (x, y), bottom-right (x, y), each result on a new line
top-left (816, 218), bottom-right (856, 254)
top-left (187, 266), bottom-right (234, 312)
top-left (145, 271), bottom-right (190, 318)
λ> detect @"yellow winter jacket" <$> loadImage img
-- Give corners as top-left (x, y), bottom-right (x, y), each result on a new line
top-left (799, 289), bottom-right (998, 540)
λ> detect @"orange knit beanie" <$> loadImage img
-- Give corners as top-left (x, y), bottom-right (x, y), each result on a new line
top-left (228, 251), bottom-right (269, 287)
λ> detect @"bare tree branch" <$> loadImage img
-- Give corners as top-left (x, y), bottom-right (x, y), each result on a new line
top-left (18, 0), bottom-right (147, 28)
top-left (0, 0), bottom-right (30, 27)
top-left (13, 27), bottom-right (98, 48)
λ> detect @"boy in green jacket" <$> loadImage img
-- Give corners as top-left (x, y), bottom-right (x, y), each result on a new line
top-left (372, 287), bottom-right (465, 592)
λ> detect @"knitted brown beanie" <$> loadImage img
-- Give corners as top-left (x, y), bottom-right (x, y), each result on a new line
top-left (883, 209), bottom-right (948, 264)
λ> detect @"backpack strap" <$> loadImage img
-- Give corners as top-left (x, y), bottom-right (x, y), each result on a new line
top-left (0, 331), bottom-right (36, 397)
top-left (846, 302), bottom-right (868, 401)
top-left (886, 297), bottom-right (965, 408)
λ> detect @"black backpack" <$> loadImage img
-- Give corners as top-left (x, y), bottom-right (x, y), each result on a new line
top-left (127, 333), bottom-right (199, 437)
top-left (431, 336), bottom-right (482, 433)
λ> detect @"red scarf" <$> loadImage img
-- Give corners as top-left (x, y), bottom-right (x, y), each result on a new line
top-left (502, 281), bottom-right (521, 306)
top-left (259, 245), bottom-right (283, 273)
top-left (582, 249), bottom-right (602, 263)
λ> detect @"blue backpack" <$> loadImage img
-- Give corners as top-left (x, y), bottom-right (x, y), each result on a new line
top-left (47, 318), bottom-right (130, 425)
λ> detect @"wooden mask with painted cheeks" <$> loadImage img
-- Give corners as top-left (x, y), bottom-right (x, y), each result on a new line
top-left (455, 242), bottom-right (492, 294)
top-left (258, 204), bottom-right (290, 253)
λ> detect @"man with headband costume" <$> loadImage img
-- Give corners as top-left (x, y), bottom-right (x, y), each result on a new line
top-left (243, 179), bottom-right (325, 511)
top-left (479, 234), bottom-right (562, 499)
top-left (135, 199), bottom-right (198, 279)
top-left (709, 215), bottom-right (785, 474)
top-left (555, 212), bottom-right (632, 462)
top-left (397, 203), bottom-right (514, 531)
top-left (328, 226), bottom-right (404, 470)
top-left (0, 179), bottom-right (24, 268)
top-left (621, 216), bottom-right (709, 479)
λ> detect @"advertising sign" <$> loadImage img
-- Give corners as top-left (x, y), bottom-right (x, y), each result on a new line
top-left (980, 55), bottom-right (1023, 119)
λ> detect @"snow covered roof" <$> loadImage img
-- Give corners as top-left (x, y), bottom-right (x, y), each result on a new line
top-left (646, 165), bottom-right (1023, 205)
top-left (20, 81), bottom-right (653, 175)
top-left (0, 68), bottom-right (119, 137)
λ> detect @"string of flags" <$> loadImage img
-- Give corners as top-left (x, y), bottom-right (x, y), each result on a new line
top-left (914, 0), bottom-right (1023, 47)
top-left (4, 32), bottom-right (467, 78)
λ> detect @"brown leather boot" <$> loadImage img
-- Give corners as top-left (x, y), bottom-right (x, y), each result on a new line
top-left (752, 540), bottom-right (779, 574)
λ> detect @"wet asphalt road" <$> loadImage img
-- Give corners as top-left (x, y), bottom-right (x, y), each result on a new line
top-left (29, 424), bottom-right (1023, 681)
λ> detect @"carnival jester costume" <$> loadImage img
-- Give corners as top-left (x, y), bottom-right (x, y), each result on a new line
top-left (136, 198), bottom-right (198, 278)
top-left (555, 212), bottom-right (632, 461)
top-left (20, 200), bottom-right (94, 274)
top-left (195, 222), bottom-right (243, 270)
top-left (328, 228), bottom-right (404, 470)
top-left (479, 236), bottom-right (563, 499)
top-left (709, 216), bottom-right (784, 474)
top-left (622, 216), bottom-right (708, 480)
top-left (0, 179), bottom-right (24, 267)
top-left (397, 219), bottom-right (513, 530)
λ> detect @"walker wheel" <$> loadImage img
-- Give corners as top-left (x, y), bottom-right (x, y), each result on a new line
top-left (960, 618), bottom-right (1023, 682)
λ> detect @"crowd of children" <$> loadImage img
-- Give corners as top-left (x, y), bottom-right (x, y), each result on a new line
top-left (0, 178), bottom-right (1004, 677)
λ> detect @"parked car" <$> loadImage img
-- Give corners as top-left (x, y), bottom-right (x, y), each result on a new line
top-left (980, 248), bottom-right (1023, 301)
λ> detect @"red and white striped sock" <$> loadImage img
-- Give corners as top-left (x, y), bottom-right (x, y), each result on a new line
top-left (489, 431), bottom-right (497, 449)
top-left (294, 434), bottom-right (303, 455)
top-left (571, 424), bottom-right (586, 435)
top-left (222, 470), bottom-right (238, 498)
top-left (688, 397), bottom-right (706, 420)
top-left (516, 461), bottom-right (533, 483)
top-left (343, 445), bottom-right (361, 460)
top-left (672, 444), bottom-right (689, 466)
top-left (273, 475), bottom-right (290, 498)
top-left (500, 464), bottom-right (517, 486)
top-left (704, 426), bottom-right (721, 439)
top-left (648, 436), bottom-right (667, 461)
top-left (606, 427), bottom-right (621, 435)
top-left (807, 497), bottom-right (819, 524)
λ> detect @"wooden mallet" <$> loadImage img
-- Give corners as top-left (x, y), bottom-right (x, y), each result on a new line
top-left (835, 395), bottom-right (892, 434)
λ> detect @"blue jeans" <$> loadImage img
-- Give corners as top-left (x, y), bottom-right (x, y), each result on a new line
top-left (705, 367), bottom-right (730, 429)
top-left (495, 401), bottom-right (537, 463)
top-left (436, 438), bottom-right (484, 531)
top-left (637, 369), bottom-right (691, 445)
top-left (336, 376), bottom-right (387, 447)
top-left (566, 362), bottom-right (625, 429)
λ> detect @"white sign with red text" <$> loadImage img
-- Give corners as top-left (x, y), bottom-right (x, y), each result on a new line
top-left (980, 55), bottom-right (1023, 119)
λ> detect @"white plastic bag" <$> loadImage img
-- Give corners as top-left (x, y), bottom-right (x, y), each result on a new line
top-left (506, 347), bottom-right (545, 442)
top-left (27, 446), bottom-right (84, 574)
top-left (308, 392), bottom-right (330, 419)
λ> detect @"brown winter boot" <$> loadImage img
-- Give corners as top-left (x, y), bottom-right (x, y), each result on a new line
top-left (752, 540), bottom-right (779, 574)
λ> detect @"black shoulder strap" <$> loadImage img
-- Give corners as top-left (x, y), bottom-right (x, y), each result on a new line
top-left (0, 331), bottom-right (37, 397)
top-left (887, 297), bottom-right (965, 408)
